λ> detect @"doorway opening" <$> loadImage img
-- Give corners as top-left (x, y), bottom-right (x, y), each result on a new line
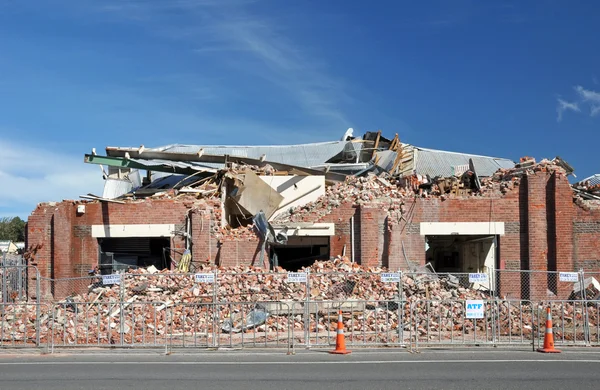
top-left (271, 236), bottom-right (330, 271)
top-left (98, 237), bottom-right (171, 274)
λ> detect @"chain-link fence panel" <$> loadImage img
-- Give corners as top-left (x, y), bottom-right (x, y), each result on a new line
top-left (39, 276), bottom-right (108, 303)
top-left (309, 271), bottom-right (402, 301)
top-left (494, 270), bottom-right (580, 301)
top-left (403, 272), bottom-right (493, 305)
top-left (1, 264), bottom-right (37, 303)
top-left (122, 272), bottom-right (216, 305)
top-left (216, 272), bottom-right (299, 302)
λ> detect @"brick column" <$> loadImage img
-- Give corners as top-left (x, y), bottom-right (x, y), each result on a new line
top-left (526, 174), bottom-right (549, 300)
top-left (359, 206), bottom-right (387, 267)
top-left (554, 173), bottom-right (575, 299)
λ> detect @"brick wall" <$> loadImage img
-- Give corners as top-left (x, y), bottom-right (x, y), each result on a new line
top-left (573, 200), bottom-right (600, 271)
top-left (25, 171), bottom-right (600, 302)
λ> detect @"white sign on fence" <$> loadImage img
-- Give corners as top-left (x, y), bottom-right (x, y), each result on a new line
top-left (380, 272), bottom-right (401, 283)
top-left (466, 300), bottom-right (484, 319)
top-left (287, 272), bottom-right (308, 283)
top-left (469, 273), bottom-right (488, 283)
top-left (102, 274), bottom-right (121, 285)
top-left (559, 272), bottom-right (579, 282)
top-left (194, 273), bottom-right (215, 283)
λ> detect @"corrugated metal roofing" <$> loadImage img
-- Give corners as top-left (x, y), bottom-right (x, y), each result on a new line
top-left (102, 179), bottom-right (133, 199)
top-left (152, 140), bottom-right (354, 168)
top-left (414, 147), bottom-right (515, 178)
top-left (581, 174), bottom-right (600, 186)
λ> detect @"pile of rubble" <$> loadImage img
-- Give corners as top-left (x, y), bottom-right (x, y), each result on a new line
top-left (8, 258), bottom-right (591, 346)
top-left (573, 176), bottom-right (600, 209)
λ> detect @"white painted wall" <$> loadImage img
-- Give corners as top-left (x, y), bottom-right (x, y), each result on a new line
top-left (260, 175), bottom-right (326, 220)
top-left (91, 224), bottom-right (175, 238)
top-left (420, 222), bottom-right (505, 236)
top-left (272, 223), bottom-right (335, 237)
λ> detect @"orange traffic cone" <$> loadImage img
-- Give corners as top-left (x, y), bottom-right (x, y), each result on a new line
top-left (537, 307), bottom-right (561, 353)
top-left (330, 310), bottom-right (351, 354)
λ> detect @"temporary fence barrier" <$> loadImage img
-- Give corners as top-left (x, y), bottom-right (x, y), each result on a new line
top-left (3, 266), bottom-right (600, 351)
top-left (295, 299), bottom-right (408, 349)
top-left (408, 299), bottom-right (536, 348)
top-left (0, 302), bottom-right (49, 347)
top-left (50, 301), bottom-right (168, 350)
top-left (166, 301), bottom-right (292, 352)
top-left (1, 264), bottom-right (33, 303)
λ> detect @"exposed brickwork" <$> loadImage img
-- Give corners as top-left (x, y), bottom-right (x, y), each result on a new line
top-left (504, 222), bottom-right (520, 234)
top-left (553, 172), bottom-right (575, 298)
top-left (25, 171), bottom-right (600, 301)
top-left (315, 203), bottom-right (357, 260)
top-left (573, 222), bottom-right (600, 233)
top-left (73, 225), bottom-right (91, 238)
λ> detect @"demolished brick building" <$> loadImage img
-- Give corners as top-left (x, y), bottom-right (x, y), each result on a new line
top-left (25, 130), bottom-right (600, 300)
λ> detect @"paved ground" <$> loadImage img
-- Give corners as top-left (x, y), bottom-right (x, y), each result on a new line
top-left (0, 349), bottom-right (599, 389)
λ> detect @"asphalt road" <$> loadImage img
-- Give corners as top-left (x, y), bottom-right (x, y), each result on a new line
top-left (0, 349), bottom-right (599, 390)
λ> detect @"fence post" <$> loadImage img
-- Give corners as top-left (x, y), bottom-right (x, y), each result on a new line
top-left (119, 274), bottom-right (125, 346)
top-left (213, 268), bottom-right (218, 348)
top-left (305, 269), bottom-right (310, 348)
top-left (579, 268), bottom-right (590, 345)
top-left (2, 254), bottom-right (7, 304)
top-left (36, 268), bottom-right (41, 346)
top-left (398, 270), bottom-right (403, 345)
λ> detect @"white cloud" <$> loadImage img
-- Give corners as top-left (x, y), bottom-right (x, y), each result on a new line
top-left (557, 84), bottom-right (600, 121)
top-left (574, 85), bottom-right (600, 103)
top-left (556, 98), bottom-right (580, 122)
top-left (86, 0), bottom-right (351, 126)
top-left (0, 137), bottom-right (104, 217)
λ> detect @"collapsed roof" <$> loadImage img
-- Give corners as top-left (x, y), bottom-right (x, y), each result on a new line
top-left (85, 129), bottom-right (516, 199)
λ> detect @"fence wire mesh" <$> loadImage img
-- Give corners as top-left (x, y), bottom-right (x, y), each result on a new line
top-left (4, 266), bottom-right (600, 350)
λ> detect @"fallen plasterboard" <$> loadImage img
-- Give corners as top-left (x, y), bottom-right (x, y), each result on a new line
top-left (231, 170), bottom-right (284, 219)
top-left (261, 175), bottom-right (325, 220)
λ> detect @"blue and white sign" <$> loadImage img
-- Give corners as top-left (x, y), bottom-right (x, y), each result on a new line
top-left (287, 272), bottom-right (307, 283)
top-left (466, 300), bottom-right (484, 319)
top-left (469, 273), bottom-right (488, 283)
top-left (194, 273), bottom-right (215, 283)
top-left (380, 272), bottom-right (401, 283)
top-left (559, 272), bottom-right (579, 282)
top-left (102, 274), bottom-right (121, 285)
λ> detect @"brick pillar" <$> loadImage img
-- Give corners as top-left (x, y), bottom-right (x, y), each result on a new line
top-left (388, 223), bottom-right (425, 271)
top-left (554, 172), bottom-right (575, 299)
top-left (526, 174), bottom-right (549, 300)
top-left (359, 206), bottom-right (387, 267)
top-left (26, 205), bottom-right (55, 300)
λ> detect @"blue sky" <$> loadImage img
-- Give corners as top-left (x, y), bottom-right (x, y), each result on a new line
top-left (0, 0), bottom-right (599, 218)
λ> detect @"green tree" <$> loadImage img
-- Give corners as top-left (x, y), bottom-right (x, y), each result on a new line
top-left (0, 217), bottom-right (26, 242)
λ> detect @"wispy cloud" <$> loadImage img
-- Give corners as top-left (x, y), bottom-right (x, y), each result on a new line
top-left (0, 136), bottom-right (104, 218)
top-left (574, 85), bottom-right (600, 103)
top-left (556, 98), bottom-right (580, 122)
top-left (556, 84), bottom-right (600, 121)
top-left (90, 0), bottom-right (351, 126)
